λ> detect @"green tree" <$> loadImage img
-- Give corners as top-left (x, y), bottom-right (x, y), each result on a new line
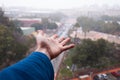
top-left (31, 23), bottom-right (43, 30)
top-left (41, 18), bottom-right (49, 31)
top-left (101, 15), bottom-right (120, 21)
top-left (74, 23), bottom-right (80, 28)
top-left (77, 17), bottom-right (94, 37)
top-left (47, 22), bottom-right (58, 29)
top-left (97, 21), bottom-right (120, 35)
top-left (0, 25), bottom-right (28, 68)
top-left (77, 17), bottom-right (94, 31)
top-left (70, 39), bottom-right (119, 69)
top-left (76, 16), bottom-right (120, 35)
top-left (0, 8), bottom-right (30, 69)
top-left (12, 20), bottom-right (24, 27)
top-left (31, 21), bottom-right (58, 30)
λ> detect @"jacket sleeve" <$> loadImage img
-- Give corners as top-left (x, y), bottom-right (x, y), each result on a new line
top-left (0, 52), bottom-right (54, 80)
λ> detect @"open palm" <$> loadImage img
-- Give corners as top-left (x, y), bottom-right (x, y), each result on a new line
top-left (33, 30), bottom-right (75, 59)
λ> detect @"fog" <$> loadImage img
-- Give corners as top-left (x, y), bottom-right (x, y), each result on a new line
top-left (0, 0), bottom-right (120, 9)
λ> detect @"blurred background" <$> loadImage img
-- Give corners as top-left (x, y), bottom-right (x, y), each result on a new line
top-left (0, 0), bottom-right (120, 80)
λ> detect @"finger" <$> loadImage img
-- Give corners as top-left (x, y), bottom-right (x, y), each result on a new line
top-left (44, 34), bottom-right (47, 37)
top-left (51, 34), bottom-right (58, 39)
top-left (58, 37), bottom-right (65, 43)
top-left (37, 30), bottom-right (44, 35)
top-left (61, 38), bottom-right (70, 45)
top-left (32, 31), bottom-right (37, 37)
top-left (63, 44), bottom-right (75, 51)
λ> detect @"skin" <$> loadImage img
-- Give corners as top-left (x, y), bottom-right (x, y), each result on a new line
top-left (33, 30), bottom-right (75, 60)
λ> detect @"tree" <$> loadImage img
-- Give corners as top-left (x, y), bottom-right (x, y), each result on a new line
top-left (97, 21), bottom-right (120, 35)
top-left (0, 8), bottom-right (30, 69)
top-left (0, 9), bottom-right (11, 27)
top-left (12, 20), bottom-right (24, 27)
top-left (41, 18), bottom-right (49, 31)
top-left (69, 39), bottom-right (120, 69)
top-left (73, 23), bottom-right (80, 43)
top-left (47, 23), bottom-right (58, 29)
top-left (0, 25), bottom-right (28, 68)
top-left (76, 16), bottom-right (120, 35)
top-left (31, 17), bottom-right (58, 30)
top-left (77, 17), bottom-right (94, 38)
top-left (77, 17), bottom-right (94, 31)
top-left (74, 23), bottom-right (80, 28)
top-left (31, 23), bottom-right (43, 30)
top-left (101, 15), bottom-right (120, 22)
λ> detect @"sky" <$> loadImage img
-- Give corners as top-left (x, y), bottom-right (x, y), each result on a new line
top-left (0, 0), bottom-right (120, 9)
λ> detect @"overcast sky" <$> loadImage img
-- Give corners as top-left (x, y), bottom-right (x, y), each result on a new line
top-left (0, 0), bottom-right (120, 9)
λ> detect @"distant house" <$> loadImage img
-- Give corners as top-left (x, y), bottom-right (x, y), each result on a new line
top-left (13, 18), bottom-right (41, 27)
top-left (20, 27), bottom-right (35, 35)
top-left (21, 20), bottom-right (40, 27)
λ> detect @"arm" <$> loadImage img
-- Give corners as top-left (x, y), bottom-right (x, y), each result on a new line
top-left (0, 30), bottom-right (75, 80)
top-left (0, 52), bottom-right (54, 80)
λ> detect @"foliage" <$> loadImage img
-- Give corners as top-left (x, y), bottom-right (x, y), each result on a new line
top-left (76, 16), bottom-right (120, 35)
top-left (60, 67), bottom-right (72, 77)
top-left (0, 8), bottom-right (29, 69)
top-left (77, 17), bottom-right (94, 32)
top-left (0, 25), bottom-right (28, 67)
top-left (12, 20), bottom-right (24, 27)
top-left (97, 21), bottom-right (120, 34)
top-left (0, 9), bottom-right (23, 35)
top-left (69, 39), bottom-right (120, 69)
top-left (57, 63), bottom-right (73, 80)
top-left (0, 9), bottom-right (10, 26)
top-left (101, 15), bottom-right (120, 21)
top-left (47, 22), bottom-right (58, 29)
top-left (41, 18), bottom-right (58, 29)
top-left (31, 23), bottom-right (43, 30)
top-left (31, 18), bottom-right (58, 30)
top-left (74, 23), bottom-right (80, 28)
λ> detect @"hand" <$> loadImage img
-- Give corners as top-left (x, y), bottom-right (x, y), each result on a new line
top-left (33, 30), bottom-right (75, 59)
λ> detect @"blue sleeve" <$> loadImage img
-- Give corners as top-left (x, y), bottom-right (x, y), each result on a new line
top-left (0, 52), bottom-right (54, 80)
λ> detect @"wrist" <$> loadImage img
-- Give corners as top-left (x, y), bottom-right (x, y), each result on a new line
top-left (35, 48), bottom-right (51, 59)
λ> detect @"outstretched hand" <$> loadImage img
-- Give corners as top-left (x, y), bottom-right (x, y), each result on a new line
top-left (33, 30), bottom-right (75, 60)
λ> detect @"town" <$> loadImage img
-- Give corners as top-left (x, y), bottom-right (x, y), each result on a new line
top-left (0, 0), bottom-right (120, 80)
